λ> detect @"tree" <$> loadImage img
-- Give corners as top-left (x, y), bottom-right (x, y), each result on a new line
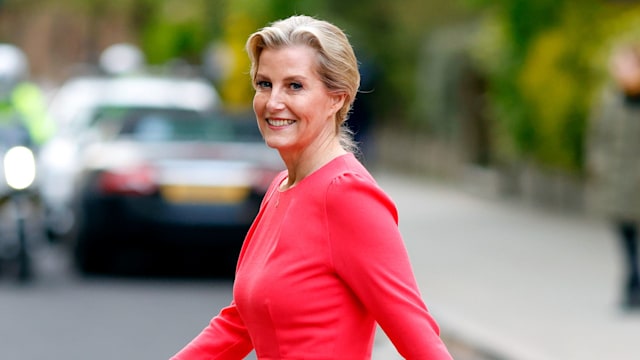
top-left (463, 0), bottom-right (605, 173)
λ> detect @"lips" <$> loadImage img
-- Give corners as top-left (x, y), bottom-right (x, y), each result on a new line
top-left (267, 118), bottom-right (296, 127)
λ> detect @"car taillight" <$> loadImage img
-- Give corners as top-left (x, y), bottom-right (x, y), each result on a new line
top-left (97, 165), bottom-right (158, 195)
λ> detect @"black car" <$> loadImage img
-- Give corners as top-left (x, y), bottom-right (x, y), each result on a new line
top-left (69, 107), bottom-right (282, 274)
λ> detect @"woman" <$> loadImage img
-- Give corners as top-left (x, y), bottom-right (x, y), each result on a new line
top-left (171, 15), bottom-right (452, 359)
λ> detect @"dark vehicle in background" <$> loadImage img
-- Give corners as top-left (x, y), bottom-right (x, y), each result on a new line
top-left (70, 107), bottom-right (282, 274)
top-left (37, 74), bottom-right (283, 275)
top-left (39, 75), bottom-right (222, 240)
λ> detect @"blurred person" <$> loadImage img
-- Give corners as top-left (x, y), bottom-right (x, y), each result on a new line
top-left (0, 43), bottom-right (54, 147)
top-left (587, 43), bottom-right (640, 310)
top-left (0, 43), bottom-right (52, 281)
top-left (171, 15), bottom-right (452, 359)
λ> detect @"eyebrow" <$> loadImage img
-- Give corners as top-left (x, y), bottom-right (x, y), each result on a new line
top-left (255, 71), bottom-right (310, 81)
top-left (283, 75), bottom-right (309, 82)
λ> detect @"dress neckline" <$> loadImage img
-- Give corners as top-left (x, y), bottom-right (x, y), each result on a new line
top-left (277, 153), bottom-right (353, 193)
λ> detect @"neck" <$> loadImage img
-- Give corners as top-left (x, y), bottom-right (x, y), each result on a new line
top-left (279, 141), bottom-right (347, 190)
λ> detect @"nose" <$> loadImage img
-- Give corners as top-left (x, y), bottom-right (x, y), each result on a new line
top-left (266, 87), bottom-right (285, 112)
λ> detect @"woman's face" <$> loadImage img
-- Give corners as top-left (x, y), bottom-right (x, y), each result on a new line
top-left (252, 45), bottom-right (344, 155)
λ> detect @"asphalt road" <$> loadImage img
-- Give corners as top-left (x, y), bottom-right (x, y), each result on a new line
top-left (0, 244), bottom-right (239, 360)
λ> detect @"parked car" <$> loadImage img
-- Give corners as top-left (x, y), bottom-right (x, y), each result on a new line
top-left (39, 74), bottom-right (221, 239)
top-left (37, 74), bottom-right (283, 274)
top-left (67, 106), bottom-right (282, 274)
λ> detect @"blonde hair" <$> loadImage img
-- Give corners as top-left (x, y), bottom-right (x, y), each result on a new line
top-left (246, 15), bottom-right (360, 153)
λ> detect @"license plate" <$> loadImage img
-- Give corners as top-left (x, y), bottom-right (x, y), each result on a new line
top-left (161, 185), bottom-right (250, 204)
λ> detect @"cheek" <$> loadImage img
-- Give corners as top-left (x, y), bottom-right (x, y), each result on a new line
top-left (253, 94), bottom-right (263, 114)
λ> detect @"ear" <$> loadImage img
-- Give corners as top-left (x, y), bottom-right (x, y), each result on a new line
top-left (330, 92), bottom-right (347, 113)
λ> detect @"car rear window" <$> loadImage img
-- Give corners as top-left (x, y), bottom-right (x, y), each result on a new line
top-left (89, 106), bottom-right (262, 142)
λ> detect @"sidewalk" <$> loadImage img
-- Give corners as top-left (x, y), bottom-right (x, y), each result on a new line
top-left (374, 171), bottom-right (640, 360)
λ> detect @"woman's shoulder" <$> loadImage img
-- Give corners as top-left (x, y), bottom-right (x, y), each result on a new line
top-left (325, 155), bottom-right (395, 203)
top-left (322, 154), bottom-right (399, 225)
top-left (296, 153), bottom-right (390, 207)
top-left (314, 153), bottom-right (377, 189)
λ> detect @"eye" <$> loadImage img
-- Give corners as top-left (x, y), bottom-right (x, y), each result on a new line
top-left (255, 80), bottom-right (271, 89)
top-left (289, 82), bottom-right (303, 90)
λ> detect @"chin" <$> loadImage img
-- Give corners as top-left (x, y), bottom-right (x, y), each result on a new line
top-left (264, 139), bottom-right (287, 151)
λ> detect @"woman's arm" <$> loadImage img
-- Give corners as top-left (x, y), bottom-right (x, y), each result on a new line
top-left (326, 172), bottom-right (452, 359)
top-left (171, 302), bottom-right (253, 360)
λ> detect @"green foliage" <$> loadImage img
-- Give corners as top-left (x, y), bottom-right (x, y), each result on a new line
top-left (466, 0), bottom-right (607, 173)
top-left (139, 0), bottom-right (210, 64)
top-left (314, 0), bottom-right (473, 127)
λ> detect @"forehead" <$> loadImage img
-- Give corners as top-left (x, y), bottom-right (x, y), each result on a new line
top-left (256, 45), bottom-right (319, 76)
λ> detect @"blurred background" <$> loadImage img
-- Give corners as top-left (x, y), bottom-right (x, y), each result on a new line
top-left (4, 0), bottom-right (640, 188)
top-left (2, 0), bottom-right (640, 359)
top-left (2, 0), bottom-right (638, 204)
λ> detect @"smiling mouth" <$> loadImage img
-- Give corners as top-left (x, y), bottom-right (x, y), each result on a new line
top-left (267, 118), bottom-right (296, 127)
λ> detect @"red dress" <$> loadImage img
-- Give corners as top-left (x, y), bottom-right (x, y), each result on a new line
top-left (172, 153), bottom-right (451, 359)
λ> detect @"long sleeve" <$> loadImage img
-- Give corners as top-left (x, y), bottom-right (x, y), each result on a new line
top-left (170, 301), bottom-right (253, 360)
top-left (326, 172), bottom-right (452, 359)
